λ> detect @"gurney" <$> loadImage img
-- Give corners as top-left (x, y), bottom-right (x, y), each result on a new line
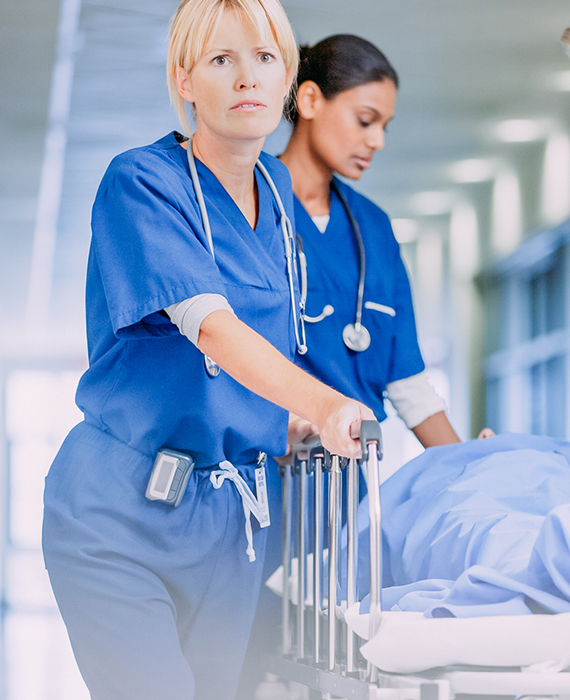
top-left (264, 422), bottom-right (570, 700)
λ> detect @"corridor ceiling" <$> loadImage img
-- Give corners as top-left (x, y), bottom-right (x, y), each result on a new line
top-left (1, 0), bottom-right (569, 353)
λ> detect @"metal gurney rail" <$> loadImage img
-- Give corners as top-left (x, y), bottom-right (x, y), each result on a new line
top-left (263, 420), bottom-right (570, 700)
top-left (264, 419), bottom-right (408, 699)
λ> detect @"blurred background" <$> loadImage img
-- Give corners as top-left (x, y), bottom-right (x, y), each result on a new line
top-left (1, 0), bottom-right (569, 696)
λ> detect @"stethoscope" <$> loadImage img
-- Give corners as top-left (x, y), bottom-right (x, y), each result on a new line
top-left (297, 179), bottom-right (371, 353)
top-left (186, 138), bottom-right (307, 378)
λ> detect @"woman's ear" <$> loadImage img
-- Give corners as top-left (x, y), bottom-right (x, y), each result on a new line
top-left (174, 66), bottom-right (194, 103)
top-left (296, 80), bottom-right (323, 121)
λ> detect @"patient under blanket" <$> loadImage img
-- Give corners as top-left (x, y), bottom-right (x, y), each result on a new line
top-left (352, 433), bottom-right (570, 618)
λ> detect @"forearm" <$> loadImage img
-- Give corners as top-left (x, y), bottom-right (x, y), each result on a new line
top-left (411, 411), bottom-right (461, 448)
top-left (197, 310), bottom-right (374, 455)
top-left (199, 312), bottom-right (334, 422)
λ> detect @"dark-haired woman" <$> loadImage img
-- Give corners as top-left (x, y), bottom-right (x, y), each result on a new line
top-left (237, 36), bottom-right (495, 700)
top-left (281, 34), bottom-right (461, 446)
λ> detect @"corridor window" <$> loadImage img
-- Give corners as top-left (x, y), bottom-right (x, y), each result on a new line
top-left (2, 369), bottom-right (88, 700)
top-left (481, 224), bottom-right (570, 438)
top-left (529, 253), bottom-right (565, 339)
top-left (530, 355), bottom-right (566, 438)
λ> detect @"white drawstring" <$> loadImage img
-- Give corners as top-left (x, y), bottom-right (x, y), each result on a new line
top-left (210, 460), bottom-right (266, 562)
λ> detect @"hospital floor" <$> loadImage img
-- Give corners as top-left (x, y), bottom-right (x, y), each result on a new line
top-left (254, 677), bottom-right (310, 699)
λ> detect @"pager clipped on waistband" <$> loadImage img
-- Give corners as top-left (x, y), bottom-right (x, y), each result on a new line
top-left (145, 449), bottom-right (195, 507)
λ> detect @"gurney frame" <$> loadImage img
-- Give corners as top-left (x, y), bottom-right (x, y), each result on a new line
top-left (264, 420), bottom-right (570, 700)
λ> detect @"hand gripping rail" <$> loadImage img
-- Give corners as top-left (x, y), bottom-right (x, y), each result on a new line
top-left (266, 420), bottom-right (419, 699)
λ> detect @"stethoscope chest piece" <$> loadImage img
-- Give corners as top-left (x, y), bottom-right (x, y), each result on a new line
top-left (204, 355), bottom-right (221, 378)
top-left (342, 323), bottom-right (371, 352)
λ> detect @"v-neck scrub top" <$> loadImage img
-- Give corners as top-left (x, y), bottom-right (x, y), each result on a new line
top-left (76, 131), bottom-right (296, 466)
top-left (294, 178), bottom-right (424, 423)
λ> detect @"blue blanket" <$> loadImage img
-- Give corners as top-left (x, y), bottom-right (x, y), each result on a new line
top-left (353, 434), bottom-right (570, 618)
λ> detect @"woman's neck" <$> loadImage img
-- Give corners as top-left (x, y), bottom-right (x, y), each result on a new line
top-left (279, 126), bottom-right (333, 217)
top-left (192, 129), bottom-right (263, 228)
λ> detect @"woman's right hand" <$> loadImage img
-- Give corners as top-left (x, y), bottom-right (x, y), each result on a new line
top-left (316, 396), bottom-right (376, 458)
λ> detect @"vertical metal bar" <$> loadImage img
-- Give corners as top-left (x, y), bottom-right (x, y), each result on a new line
top-left (366, 442), bottom-right (382, 681)
top-left (346, 457), bottom-right (359, 672)
top-left (281, 464), bottom-right (293, 655)
top-left (327, 454), bottom-right (341, 672)
top-left (306, 461), bottom-right (315, 662)
top-left (296, 457), bottom-right (307, 660)
top-left (313, 454), bottom-right (323, 664)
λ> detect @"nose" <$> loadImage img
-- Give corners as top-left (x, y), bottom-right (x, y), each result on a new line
top-left (367, 124), bottom-right (385, 152)
top-left (236, 59), bottom-right (257, 91)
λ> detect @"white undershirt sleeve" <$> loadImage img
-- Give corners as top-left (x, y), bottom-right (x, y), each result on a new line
top-left (165, 294), bottom-right (235, 347)
top-left (385, 370), bottom-right (447, 430)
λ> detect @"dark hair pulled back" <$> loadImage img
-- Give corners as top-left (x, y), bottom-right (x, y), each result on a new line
top-left (290, 34), bottom-right (398, 123)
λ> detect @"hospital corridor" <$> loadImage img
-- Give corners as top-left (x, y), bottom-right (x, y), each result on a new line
top-left (1, 0), bottom-right (570, 698)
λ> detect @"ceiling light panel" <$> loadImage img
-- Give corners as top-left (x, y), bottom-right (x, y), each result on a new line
top-left (448, 159), bottom-right (495, 183)
top-left (491, 119), bottom-right (548, 143)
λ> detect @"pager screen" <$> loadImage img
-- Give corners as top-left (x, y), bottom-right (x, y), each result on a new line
top-left (155, 456), bottom-right (177, 493)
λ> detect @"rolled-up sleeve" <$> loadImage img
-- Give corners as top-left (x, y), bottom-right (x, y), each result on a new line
top-left (165, 294), bottom-right (236, 347)
top-left (386, 371), bottom-right (447, 429)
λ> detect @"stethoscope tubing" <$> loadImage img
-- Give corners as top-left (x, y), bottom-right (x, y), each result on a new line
top-left (256, 159), bottom-right (307, 354)
top-left (186, 137), bottom-right (307, 362)
top-left (186, 136), bottom-right (216, 261)
top-left (330, 179), bottom-right (366, 330)
top-left (297, 179), bottom-right (370, 351)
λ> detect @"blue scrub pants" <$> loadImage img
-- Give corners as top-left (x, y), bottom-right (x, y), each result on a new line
top-left (42, 422), bottom-right (268, 700)
top-left (237, 458), bottom-right (283, 698)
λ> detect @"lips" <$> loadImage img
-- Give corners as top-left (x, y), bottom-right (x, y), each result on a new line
top-left (353, 155), bottom-right (371, 169)
top-left (231, 100), bottom-right (265, 111)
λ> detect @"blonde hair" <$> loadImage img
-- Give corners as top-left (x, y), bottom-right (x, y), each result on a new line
top-left (167, 0), bottom-right (298, 134)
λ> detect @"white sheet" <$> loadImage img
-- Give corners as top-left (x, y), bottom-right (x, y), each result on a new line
top-left (265, 554), bottom-right (347, 619)
top-left (345, 603), bottom-right (570, 673)
top-left (266, 562), bottom-right (570, 673)
top-left (265, 556), bottom-right (315, 606)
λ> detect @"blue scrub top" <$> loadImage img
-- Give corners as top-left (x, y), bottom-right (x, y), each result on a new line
top-left (76, 132), bottom-right (297, 467)
top-left (294, 178), bottom-right (424, 422)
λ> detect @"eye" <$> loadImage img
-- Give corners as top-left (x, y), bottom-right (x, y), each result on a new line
top-left (359, 119), bottom-right (372, 128)
top-left (259, 52), bottom-right (275, 63)
top-left (212, 55), bottom-right (228, 66)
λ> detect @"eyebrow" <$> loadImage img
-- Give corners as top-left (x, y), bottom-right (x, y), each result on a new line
top-left (360, 106), bottom-right (395, 123)
top-left (205, 45), bottom-right (276, 54)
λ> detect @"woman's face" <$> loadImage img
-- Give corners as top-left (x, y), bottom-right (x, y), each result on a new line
top-left (302, 79), bottom-right (397, 180)
top-left (177, 9), bottom-right (290, 146)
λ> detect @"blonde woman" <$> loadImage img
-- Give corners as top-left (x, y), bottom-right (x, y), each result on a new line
top-left (42, 2), bottom-right (374, 698)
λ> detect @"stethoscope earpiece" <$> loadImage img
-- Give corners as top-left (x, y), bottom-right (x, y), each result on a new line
top-left (304, 304), bottom-right (334, 324)
top-left (342, 323), bottom-right (371, 353)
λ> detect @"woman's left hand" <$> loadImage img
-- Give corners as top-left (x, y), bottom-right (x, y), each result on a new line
top-left (275, 414), bottom-right (319, 466)
top-left (287, 413), bottom-right (319, 447)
